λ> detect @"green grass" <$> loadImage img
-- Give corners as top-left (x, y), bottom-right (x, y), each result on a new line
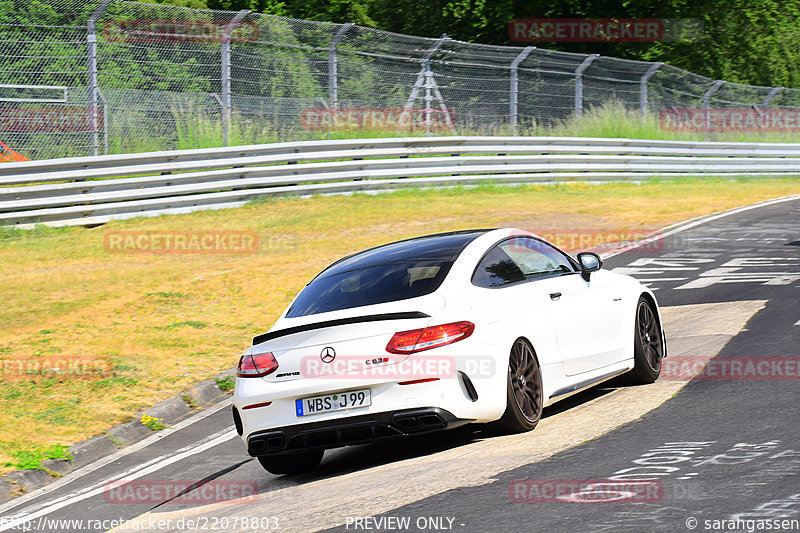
top-left (145, 292), bottom-right (187, 298)
top-left (536, 102), bottom-right (800, 143)
top-left (2, 445), bottom-right (72, 470)
top-left (8, 101), bottom-right (800, 161)
top-left (91, 377), bottom-right (138, 388)
top-left (215, 376), bottom-right (235, 392)
top-left (140, 414), bottom-right (167, 431)
top-left (157, 321), bottom-right (208, 330)
top-left (107, 102), bottom-right (800, 154)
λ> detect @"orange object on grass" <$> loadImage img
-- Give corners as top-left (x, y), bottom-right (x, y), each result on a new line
top-left (0, 140), bottom-right (30, 162)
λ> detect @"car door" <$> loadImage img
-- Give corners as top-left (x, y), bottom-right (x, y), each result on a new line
top-left (497, 237), bottom-right (626, 376)
top-left (470, 242), bottom-right (563, 367)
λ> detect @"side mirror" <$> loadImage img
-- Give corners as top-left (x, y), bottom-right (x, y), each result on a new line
top-left (577, 252), bottom-right (603, 281)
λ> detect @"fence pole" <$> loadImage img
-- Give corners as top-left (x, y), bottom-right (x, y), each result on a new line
top-left (509, 46), bottom-right (535, 133)
top-left (702, 80), bottom-right (725, 132)
top-left (762, 86), bottom-right (783, 108)
top-left (87, 0), bottom-right (112, 157)
top-left (97, 89), bottom-right (108, 154)
top-left (424, 69), bottom-right (433, 132)
top-left (329, 23), bottom-right (354, 109)
top-left (221, 10), bottom-right (251, 147)
top-left (639, 62), bottom-right (662, 117)
top-left (574, 54), bottom-right (599, 117)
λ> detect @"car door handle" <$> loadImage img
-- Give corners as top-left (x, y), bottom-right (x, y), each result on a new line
top-left (549, 292), bottom-right (562, 300)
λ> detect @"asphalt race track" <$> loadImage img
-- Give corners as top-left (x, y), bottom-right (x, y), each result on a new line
top-left (1, 195), bottom-right (798, 533)
top-left (333, 196), bottom-right (800, 533)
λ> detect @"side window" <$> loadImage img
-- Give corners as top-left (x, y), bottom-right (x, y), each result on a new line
top-left (499, 237), bottom-right (575, 279)
top-left (472, 246), bottom-right (526, 288)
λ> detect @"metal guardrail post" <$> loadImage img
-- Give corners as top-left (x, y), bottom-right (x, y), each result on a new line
top-left (510, 46), bottom-right (535, 133)
top-left (574, 54), bottom-right (599, 117)
top-left (639, 62), bottom-right (663, 117)
top-left (762, 86), bottom-right (783, 108)
top-left (221, 10), bottom-right (251, 147)
top-left (702, 80), bottom-right (725, 132)
top-left (87, 0), bottom-right (112, 157)
top-left (328, 23), bottom-right (354, 109)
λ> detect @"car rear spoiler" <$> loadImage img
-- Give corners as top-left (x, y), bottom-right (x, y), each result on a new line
top-left (252, 311), bottom-right (430, 345)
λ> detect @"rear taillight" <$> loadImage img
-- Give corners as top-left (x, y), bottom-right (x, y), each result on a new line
top-left (386, 321), bottom-right (475, 354)
top-left (237, 352), bottom-right (279, 378)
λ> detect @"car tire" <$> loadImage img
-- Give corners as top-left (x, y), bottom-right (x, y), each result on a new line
top-left (623, 296), bottom-right (664, 385)
top-left (493, 338), bottom-right (543, 434)
top-left (257, 450), bottom-right (324, 475)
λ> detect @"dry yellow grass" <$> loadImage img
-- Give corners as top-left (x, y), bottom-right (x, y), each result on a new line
top-left (1, 179), bottom-right (799, 471)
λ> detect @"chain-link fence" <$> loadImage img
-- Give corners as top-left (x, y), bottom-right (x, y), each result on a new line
top-left (3, 0), bottom-right (800, 160)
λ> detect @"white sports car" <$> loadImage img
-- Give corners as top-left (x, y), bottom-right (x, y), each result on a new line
top-left (232, 228), bottom-right (666, 474)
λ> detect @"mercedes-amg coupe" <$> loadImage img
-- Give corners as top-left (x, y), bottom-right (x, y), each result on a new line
top-left (232, 228), bottom-right (666, 474)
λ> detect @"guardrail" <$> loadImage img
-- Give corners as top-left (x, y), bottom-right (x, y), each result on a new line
top-left (2, 136), bottom-right (800, 228)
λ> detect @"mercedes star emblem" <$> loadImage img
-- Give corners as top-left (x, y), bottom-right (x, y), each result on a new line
top-left (320, 347), bottom-right (336, 363)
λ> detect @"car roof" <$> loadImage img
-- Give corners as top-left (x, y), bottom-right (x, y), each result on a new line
top-left (315, 229), bottom-right (493, 279)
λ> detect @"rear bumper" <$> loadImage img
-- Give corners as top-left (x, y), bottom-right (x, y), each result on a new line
top-left (244, 407), bottom-right (471, 456)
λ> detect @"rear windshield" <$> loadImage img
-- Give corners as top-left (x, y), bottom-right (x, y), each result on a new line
top-left (285, 260), bottom-right (450, 317)
top-left (285, 231), bottom-right (486, 318)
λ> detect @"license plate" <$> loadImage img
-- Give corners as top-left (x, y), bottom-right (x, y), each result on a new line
top-left (295, 389), bottom-right (371, 417)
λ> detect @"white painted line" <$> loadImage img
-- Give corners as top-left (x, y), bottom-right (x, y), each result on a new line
top-left (633, 278), bottom-right (690, 283)
top-left (795, 320), bottom-right (800, 326)
top-left (602, 194), bottom-right (800, 260)
top-left (0, 399), bottom-right (233, 516)
top-left (0, 429), bottom-right (237, 532)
